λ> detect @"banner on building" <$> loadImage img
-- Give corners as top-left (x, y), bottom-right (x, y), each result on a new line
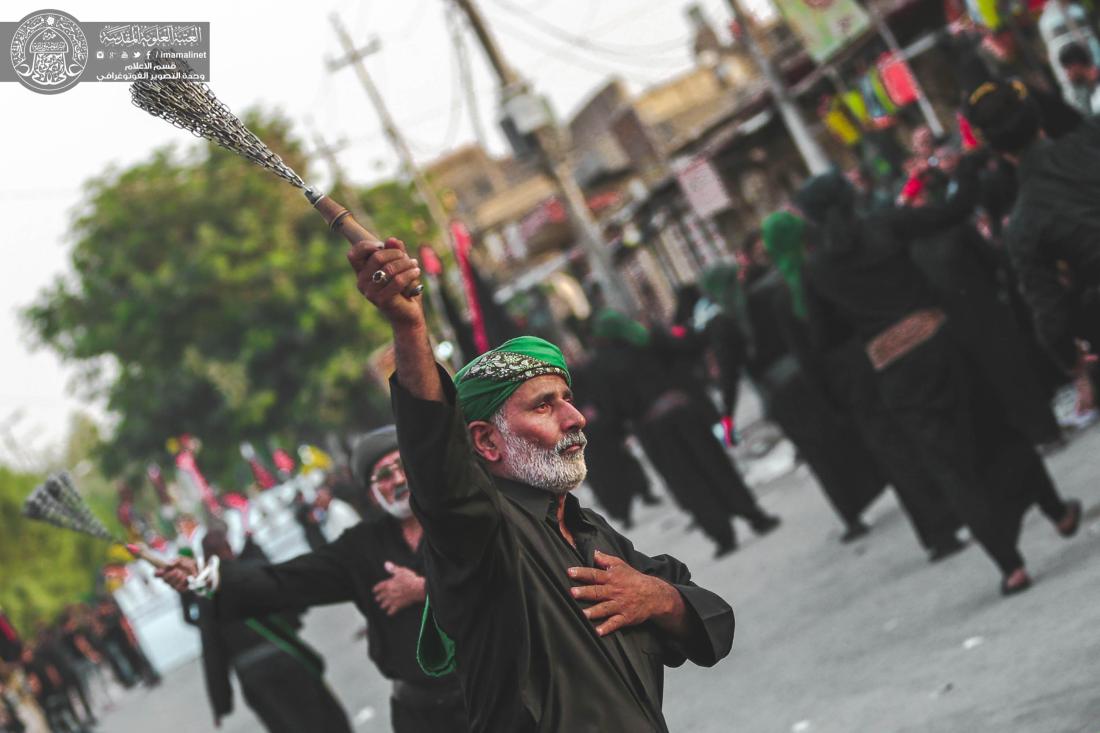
top-left (774, 0), bottom-right (871, 64)
top-left (674, 156), bottom-right (732, 220)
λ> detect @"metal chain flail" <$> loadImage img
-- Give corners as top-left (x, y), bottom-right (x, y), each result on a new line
top-left (55, 472), bottom-right (114, 538)
top-left (130, 50), bottom-right (307, 189)
top-left (23, 473), bottom-right (116, 542)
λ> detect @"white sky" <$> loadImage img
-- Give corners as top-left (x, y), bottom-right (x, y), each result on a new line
top-left (0, 0), bottom-right (754, 468)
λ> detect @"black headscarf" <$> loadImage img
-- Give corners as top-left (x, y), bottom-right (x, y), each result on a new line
top-left (795, 171), bottom-right (860, 256)
top-left (964, 79), bottom-right (1042, 154)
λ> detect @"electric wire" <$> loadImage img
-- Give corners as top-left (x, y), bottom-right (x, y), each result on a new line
top-left (487, 0), bottom-right (692, 59)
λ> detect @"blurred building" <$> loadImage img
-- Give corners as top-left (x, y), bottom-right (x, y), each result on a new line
top-left (424, 0), bottom-right (974, 328)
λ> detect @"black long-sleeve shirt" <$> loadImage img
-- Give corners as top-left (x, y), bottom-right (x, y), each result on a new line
top-left (1006, 119), bottom-right (1100, 370)
top-left (392, 367), bottom-right (735, 733)
top-left (213, 517), bottom-right (443, 686)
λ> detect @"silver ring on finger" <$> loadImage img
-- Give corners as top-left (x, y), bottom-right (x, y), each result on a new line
top-left (371, 269), bottom-right (389, 285)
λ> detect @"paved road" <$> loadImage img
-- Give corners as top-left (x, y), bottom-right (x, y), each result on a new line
top-left (93, 421), bottom-right (1100, 733)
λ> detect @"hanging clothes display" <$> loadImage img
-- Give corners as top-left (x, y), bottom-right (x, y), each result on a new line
top-left (877, 52), bottom-right (921, 107)
top-left (823, 96), bottom-right (863, 145)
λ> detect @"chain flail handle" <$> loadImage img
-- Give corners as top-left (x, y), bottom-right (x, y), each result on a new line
top-left (306, 188), bottom-right (424, 297)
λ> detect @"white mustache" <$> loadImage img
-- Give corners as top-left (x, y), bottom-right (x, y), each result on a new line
top-left (556, 432), bottom-right (587, 454)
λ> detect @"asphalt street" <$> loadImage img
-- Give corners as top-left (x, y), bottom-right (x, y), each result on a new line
top-left (87, 420), bottom-right (1100, 733)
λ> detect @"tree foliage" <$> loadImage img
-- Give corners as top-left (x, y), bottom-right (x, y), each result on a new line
top-left (0, 465), bottom-right (108, 636)
top-left (23, 111), bottom-right (430, 484)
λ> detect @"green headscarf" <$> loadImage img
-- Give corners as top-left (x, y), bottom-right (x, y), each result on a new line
top-left (591, 308), bottom-right (650, 348)
top-left (453, 335), bottom-right (571, 423)
top-left (761, 211), bottom-right (809, 319)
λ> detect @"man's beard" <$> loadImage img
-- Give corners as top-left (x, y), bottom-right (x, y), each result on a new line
top-left (493, 415), bottom-right (588, 494)
top-left (370, 482), bottom-right (413, 519)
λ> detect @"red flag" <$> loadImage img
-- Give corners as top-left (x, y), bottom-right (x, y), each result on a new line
top-left (249, 457), bottom-right (278, 489)
top-left (958, 112), bottom-right (980, 150)
top-left (451, 220), bottom-right (490, 355)
top-left (272, 448), bottom-right (296, 477)
top-left (418, 244), bottom-right (444, 277)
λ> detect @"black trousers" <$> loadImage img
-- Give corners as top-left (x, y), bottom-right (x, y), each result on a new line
top-left (848, 399), bottom-right (962, 550)
top-left (390, 695), bottom-right (467, 733)
top-left (877, 331), bottom-right (1066, 575)
top-left (583, 427), bottom-right (652, 524)
top-left (637, 404), bottom-right (763, 547)
top-left (947, 299), bottom-right (1062, 445)
top-left (238, 653), bottom-right (352, 733)
top-left (820, 342), bottom-right (963, 549)
top-left (767, 374), bottom-right (884, 527)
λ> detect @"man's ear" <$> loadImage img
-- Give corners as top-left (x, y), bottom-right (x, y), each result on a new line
top-left (468, 421), bottom-right (502, 463)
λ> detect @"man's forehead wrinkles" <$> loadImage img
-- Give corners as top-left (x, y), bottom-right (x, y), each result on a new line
top-left (509, 375), bottom-right (571, 402)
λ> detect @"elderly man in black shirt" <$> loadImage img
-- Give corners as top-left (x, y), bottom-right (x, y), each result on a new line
top-left (347, 237), bottom-right (735, 732)
top-left (157, 426), bottom-right (466, 732)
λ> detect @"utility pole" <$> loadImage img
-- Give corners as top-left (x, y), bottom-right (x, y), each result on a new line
top-left (307, 126), bottom-right (379, 232)
top-left (328, 14), bottom-right (462, 362)
top-left (863, 4), bottom-right (944, 138)
top-left (449, 0), bottom-right (636, 314)
top-left (724, 0), bottom-right (831, 175)
top-left (328, 17), bottom-right (456, 249)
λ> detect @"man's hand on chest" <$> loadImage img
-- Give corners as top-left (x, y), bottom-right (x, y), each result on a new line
top-left (567, 550), bottom-right (686, 638)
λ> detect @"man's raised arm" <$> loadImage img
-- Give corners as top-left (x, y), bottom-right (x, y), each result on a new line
top-left (346, 236), bottom-right (502, 565)
top-left (347, 237), bottom-right (442, 403)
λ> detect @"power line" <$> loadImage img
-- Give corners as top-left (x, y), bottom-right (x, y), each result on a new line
top-left (337, 76), bottom-right (500, 150)
top-left (481, 12), bottom-right (680, 85)
top-left (487, 0), bottom-right (692, 59)
top-left (483, 3), bottom-right (691, 70)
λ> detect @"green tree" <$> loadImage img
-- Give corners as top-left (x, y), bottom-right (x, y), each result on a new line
top-left (0, 465), bottom-right (108, 636)
top-left (22, 112), bottom-right (431, 485)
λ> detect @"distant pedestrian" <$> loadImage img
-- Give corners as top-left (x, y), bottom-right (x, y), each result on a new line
top-left (789, 166), bottom-right (1081, 595)
top-left (590, 308), bottom-right (780, 557)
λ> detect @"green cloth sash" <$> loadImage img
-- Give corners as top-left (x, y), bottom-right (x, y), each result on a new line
top-left (416, 597), bottom-right (456, 676)
top-left (244, 617), bottom-right (324, 679)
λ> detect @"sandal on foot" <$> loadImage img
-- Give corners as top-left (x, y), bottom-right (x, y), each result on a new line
top-left (1000, 570), bottom-right (1032, 597)
top-left (1057, 499), bottom-right (1082, 538)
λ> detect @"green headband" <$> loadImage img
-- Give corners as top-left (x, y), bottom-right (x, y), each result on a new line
top-left (453, 336), bottom-right (571, 423)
